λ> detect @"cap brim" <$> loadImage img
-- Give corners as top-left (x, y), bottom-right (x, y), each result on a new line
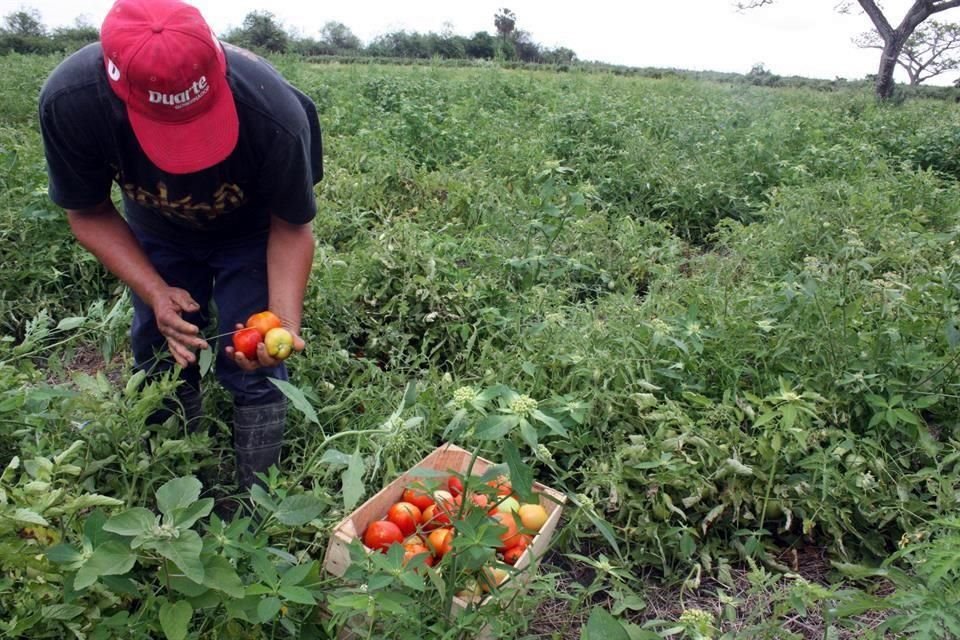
top-left (128, 86), bottom-right (239, 175)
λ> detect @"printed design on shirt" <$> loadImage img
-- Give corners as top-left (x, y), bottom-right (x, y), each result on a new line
top-left (121, 180), bottom-right (246, 226)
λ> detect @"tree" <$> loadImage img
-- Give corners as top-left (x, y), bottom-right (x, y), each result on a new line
top-left (3, 8), bottom-right (45, 37)
top-left (738, 0), bottom-right (960, 100)
top-left (494, 8), bottom-right (516, 42)
top-left (226, 11), bottom-right (288, 53)
top-left (466, 31), bottom-right (496, 59)
top-left (855, 20), bottom-right (960, 85)
top-left (319, 21), bottom-right (361, 52)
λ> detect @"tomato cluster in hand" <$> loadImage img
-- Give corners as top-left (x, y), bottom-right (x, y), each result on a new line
top-left (231, 310), bottom-right (295, 361)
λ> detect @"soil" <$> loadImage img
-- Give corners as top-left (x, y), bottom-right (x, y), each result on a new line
top-left (528, 544), bottom-right (896, 640)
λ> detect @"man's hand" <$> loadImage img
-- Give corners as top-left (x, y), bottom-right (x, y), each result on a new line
top-left (224, 323), bottom-right (306, 371)
top-left (151, 286), bottom-right (209, 368)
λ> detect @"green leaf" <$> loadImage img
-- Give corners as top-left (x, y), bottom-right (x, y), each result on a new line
top-left (103, 508), bottom-right (156, 537)
top-left (474, 414), bottom-right (519, 440)
top-left (11, 508), bottom-right (48, 526)
top-left (343, 450), bottom-right (365, 511)
top-left (41, 604), bottom-right (85, 621)
top-left (56, 316), bottom-right (86, 331)
top-left (250, 550), bottom-right (279, 586)
top-left (274, 494), bottom-right (324, 526)
top-left (278, 585), bottom-right (316, 605)
top-left (152, 530), bottom-right (204, 583)
top-left (531, 409), bottom-right (567, 436)
top-left (75, 541), bottom-right (137, 590)
top-left (753, 412), bottom-right (777, 428)
top-left (570, 495), bottom-right (621, 558)
top-left (279, 561), bottom-right (315, 587)
top-left (156, 477), bottom-right (202, 520)
top-left (401, 380), bottom-right (418, 410)
top-left (269, 378), bottom-right (319, 425)
top-left (318, 449), bottom-right (352, 467)
top-left (582, 607), bottom-right (630, 640)
top-left (159, 600), bottom-right (192, 640)
top-left (947, 317), bottom-right (960, 350)
top-left (781, 404), bottom-right (797, 429)
top-left (203, 556), bottom-right (246, 599)
top-left (249, 485), bottom-right (277, 512)
top-left (519, 420), bottom-right (539, 449)
top-left (173, 498), bottom-right (214, 530)
top-left (45, 543), bottom-right (83, 565)
top-left (64, 494), bottom-right (125, 512)
top-left (503, 442), bottom-right (534, 503)
top-left (199, 347), bottom-right (214, 377)
top-left (443, 408), bottom-right (469, 440)
top-left (257, 596), bottom-right (283, 623)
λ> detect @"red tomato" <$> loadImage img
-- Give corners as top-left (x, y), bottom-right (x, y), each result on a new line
top-left (387, 502), bottom-right (422, 537)
top-left (491, 512), bottom-right (521, 551)
top-left (363, 520), bottom-right (404, 552)
top-left (426, 527), bottom-right (454, 559)
top-left (232, 328), bottom-right (262, 360)
top-left (246, 310), bottom-right (282, 338)
top-left (512, 533), bottom-right (532, 552)
top-left (447, 474), bottom-right (464, 497)
top-left (502, 545), bottom-right (525, 565)
top-left (402, 486), bottom-right (435, 512)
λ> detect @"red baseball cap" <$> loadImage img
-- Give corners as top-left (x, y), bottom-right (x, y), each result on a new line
top-left (100, 0), bottom-right (238, 174)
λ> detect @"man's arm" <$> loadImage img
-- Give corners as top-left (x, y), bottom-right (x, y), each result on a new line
top-left (66, 199), bottom-right (208, 366)
top-left (266, 215), bottom-right (315, 335)
top-left (226, 215), bottom-right (314, 370)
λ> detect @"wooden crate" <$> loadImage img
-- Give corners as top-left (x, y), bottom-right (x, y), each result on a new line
top-left (323, 442), bottom-right (566, 613)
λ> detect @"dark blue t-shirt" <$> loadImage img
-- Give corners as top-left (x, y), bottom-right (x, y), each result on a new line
top-left (39, 42), bottom-right (322, 245)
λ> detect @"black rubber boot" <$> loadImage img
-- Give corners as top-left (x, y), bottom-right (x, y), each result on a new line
top-left (233, 401), bottom-right (286, 491)
top-left (146, 383), bottom-right (203, 432)
top-left (178, 385), bottom-right (205, 435)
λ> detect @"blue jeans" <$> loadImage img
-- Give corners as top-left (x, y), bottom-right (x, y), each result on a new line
top-left (129, 226), bottom-right (287, 406)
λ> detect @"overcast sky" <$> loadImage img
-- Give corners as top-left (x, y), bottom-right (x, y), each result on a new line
top-left (6, 0), bottom-right (955, 85)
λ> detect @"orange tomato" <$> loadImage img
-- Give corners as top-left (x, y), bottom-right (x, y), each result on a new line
top-left (402, 486), bottom-right (435, 512)
top-left (491, 512), bottom-right (521, 550)
top-left (421, 504), bottom-right (450, 531)
top-left (387, 502), bottom-right (422, 537)
top-left (246, 310), bottom-right (282, 338)
top-left (487, 475), bottom-right (513, 497)
top-left (427, 527), bottom-right (455, 558)
top-left (402, 543), bottom-right (435, 567)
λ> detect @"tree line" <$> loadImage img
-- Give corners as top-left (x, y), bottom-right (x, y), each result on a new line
top-left (0, 7), bottom-right (577, 65)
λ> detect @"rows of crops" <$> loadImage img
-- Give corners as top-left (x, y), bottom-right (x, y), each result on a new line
top-left (2, 51), bottom-right (960, 638)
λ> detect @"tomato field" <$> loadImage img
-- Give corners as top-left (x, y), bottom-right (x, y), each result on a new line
top-left (2, 51), bottom-right (960, 638)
